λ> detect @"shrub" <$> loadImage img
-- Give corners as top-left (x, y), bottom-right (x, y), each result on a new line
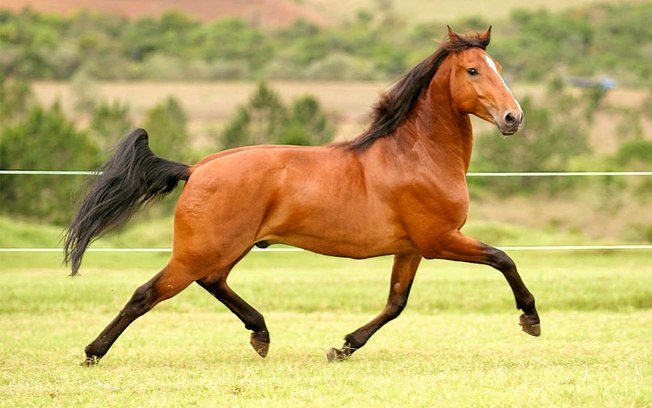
top-left (143, 96), bottom-right (192, 161)
top-left (220, 83), bottom-right (334, 148)
top-left (0, 103), bottom-right (101, 224)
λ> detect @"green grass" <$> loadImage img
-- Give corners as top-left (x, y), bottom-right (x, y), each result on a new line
top-left (0, 211), bottom-right (593, 262)
top-left (1, 249), bottom-right (651, 407)
top-left (0, 215), bottom-right (175, 250)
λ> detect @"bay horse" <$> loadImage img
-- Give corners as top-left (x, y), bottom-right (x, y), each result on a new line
top-left (64, 27), bottom-right (540, 366)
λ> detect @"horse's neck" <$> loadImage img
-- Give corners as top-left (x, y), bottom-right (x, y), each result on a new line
top-left (396, 73), bottom-right (474, 174)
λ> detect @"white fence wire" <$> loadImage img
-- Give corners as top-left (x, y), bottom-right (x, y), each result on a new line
top-left (2, 170), bottom-right (652, 177)
top-left (0, 245), bottom-right (651, 253)
top-left (1, 170), bottom-right (650, 253)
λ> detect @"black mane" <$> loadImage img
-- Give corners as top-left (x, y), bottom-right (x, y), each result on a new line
top-left (346, 31), bottom-right (490, 151)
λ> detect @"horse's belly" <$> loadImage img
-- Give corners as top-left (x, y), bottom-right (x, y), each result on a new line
top-left (269, 231), bottom-right (415, 259)
top-left (260, 202), bottom-right (415, 258)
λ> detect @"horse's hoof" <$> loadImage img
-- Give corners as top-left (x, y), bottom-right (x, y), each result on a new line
top-left (250, 333), bottom-right (269, 358)
top-left (80, 355), bottom-right (100, 366)
top-left (326, 348), bottom-right (344, 362)
top-left (519, 314), bottom-right (541, 337)
top-left (326, 347), bottom-right (352, 362)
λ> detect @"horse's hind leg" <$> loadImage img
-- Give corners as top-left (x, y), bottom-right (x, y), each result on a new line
top-left (328, 252), bottom-right (422, 361)
top-left (197, 275), bottom-right (270, 357)
top-left (82, 260), bottom-right (195, 366)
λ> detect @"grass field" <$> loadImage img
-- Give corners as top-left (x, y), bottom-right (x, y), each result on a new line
top-left (1, 249), bottom-right (651, 407)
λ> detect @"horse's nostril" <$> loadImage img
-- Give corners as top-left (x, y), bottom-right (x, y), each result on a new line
top-left (504, 112), bottom-right (516, 125)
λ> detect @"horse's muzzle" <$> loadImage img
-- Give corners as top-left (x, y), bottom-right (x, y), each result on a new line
top-left (498, 110), bottom-right (523, 135)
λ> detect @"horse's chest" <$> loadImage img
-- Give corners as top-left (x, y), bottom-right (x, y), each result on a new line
top-left (398, 179), bottom-right (470, 230)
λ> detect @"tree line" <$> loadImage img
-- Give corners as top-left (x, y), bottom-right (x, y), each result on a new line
top-left (0, 76), bottom-right (335, 224)
top-left (2, 73), bottom-right (651, 226)
top-left (1, 3), bottom-right (651, 233)
top-left (0, 3), bottom-right (651, 84)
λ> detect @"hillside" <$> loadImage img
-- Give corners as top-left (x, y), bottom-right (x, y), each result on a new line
top-left (3, 0), bottom-right (643, 27)
top-left (0, 0), bottom-right (331, 28)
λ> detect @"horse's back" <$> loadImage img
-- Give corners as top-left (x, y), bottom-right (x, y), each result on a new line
top-left (187, 144), bottom-right (356, 197)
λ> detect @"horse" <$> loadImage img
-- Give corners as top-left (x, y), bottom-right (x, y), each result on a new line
top-left (64, 27), bottom-right (540, 366)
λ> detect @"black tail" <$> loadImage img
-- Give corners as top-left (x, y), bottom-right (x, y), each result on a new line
top-left (64, 128), bottom-right (191, 275)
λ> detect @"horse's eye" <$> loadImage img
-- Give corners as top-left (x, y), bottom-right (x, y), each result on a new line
top-left (467, 68), bottom-right (478, 76)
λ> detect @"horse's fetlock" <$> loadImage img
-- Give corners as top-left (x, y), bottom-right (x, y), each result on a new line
top-left (519, 295), bottom-right (536, 315)
top-left (344, 334), bottom-right (364, 350)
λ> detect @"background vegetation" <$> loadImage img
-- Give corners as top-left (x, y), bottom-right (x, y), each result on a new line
top-left (1, 4), bottom-right (651, 83)
top-left (0, 2), bottom-right (651, 242)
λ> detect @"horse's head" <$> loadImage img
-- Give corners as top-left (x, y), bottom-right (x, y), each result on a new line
top-left (447, 27), bottom-right (523, 135)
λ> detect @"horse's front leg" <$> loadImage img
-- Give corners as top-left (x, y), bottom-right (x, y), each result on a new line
top-left (328, 252), bottom-right (422, 361)
top-left (431, 231), bottom-right (540, 336)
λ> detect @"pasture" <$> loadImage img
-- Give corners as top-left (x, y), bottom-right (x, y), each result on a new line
top-left (1, 249), bottom-right (651, 407)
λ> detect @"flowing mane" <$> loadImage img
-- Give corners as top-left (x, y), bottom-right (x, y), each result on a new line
top-left (346, 31), bottom-right (491, 151)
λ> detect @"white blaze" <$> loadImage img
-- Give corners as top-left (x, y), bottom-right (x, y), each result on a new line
top-left (484, 54), bottom-right (522, 113)
top-left (484, 54), bottom-right (499, 74)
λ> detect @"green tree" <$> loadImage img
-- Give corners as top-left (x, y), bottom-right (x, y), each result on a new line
top-left (0, 74), bottom-right (33, 123)
top-left (189, 18), bottom-right (272, 77)
top-left (615, 140), bottom-right (652, 169)
top-left (222, 83), bottom-right (287, 149)
top-left (221, 83), bottom-right (334, 148)
top-left (142, 96), bottom-right (191, 161)
top-left (279, 95), bottom-right (334, 145)
top-left (89, 100), bottom-right (134, 151)
top-left (471, 90), bottom-right (591, 194)
top-left (0, 103), bottom-right (101, 223)
top-left (2, 4), bottom-right (652, 84)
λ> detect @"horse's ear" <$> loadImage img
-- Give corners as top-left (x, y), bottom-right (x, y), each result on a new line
top-left (447, 25), bottom-right (463, 43)
top-left (478, 26), bottom-right (492, 48)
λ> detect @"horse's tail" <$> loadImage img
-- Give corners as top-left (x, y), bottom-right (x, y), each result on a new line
top-left (64, 128), bottom-right (191, 275)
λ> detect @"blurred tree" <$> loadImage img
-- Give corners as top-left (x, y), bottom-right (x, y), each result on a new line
top-left (2, 4), bottom-right (652, 83)
top-left (70, 70), bottom-right (100, 113)
top-left (471, 87), bottom-right (591, 194)
top-left (0, 102), bottom-right (101, 224)
top-left (89, 100), bottom-right (134, 151)
top-left (221, 83), bottom-right (334, 148)
top-left (615, 110), bottom-right (644, 142)
top-left (615, 140), bottom-right (652, 169)
top-left (0, 74), bottom-right (33, 123)
top-left (281, 95), bottom-right (334, 145)
top-left (190, 18), bottom-right (272, 75)
top-left (275, 20), bottom-right (324, 68)
top-left (120, 16), bottom-right (165, 61)
top-left (222, 82), bottom-right (286, 148)
top-left (142, 96), bottom-right (191, 161)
